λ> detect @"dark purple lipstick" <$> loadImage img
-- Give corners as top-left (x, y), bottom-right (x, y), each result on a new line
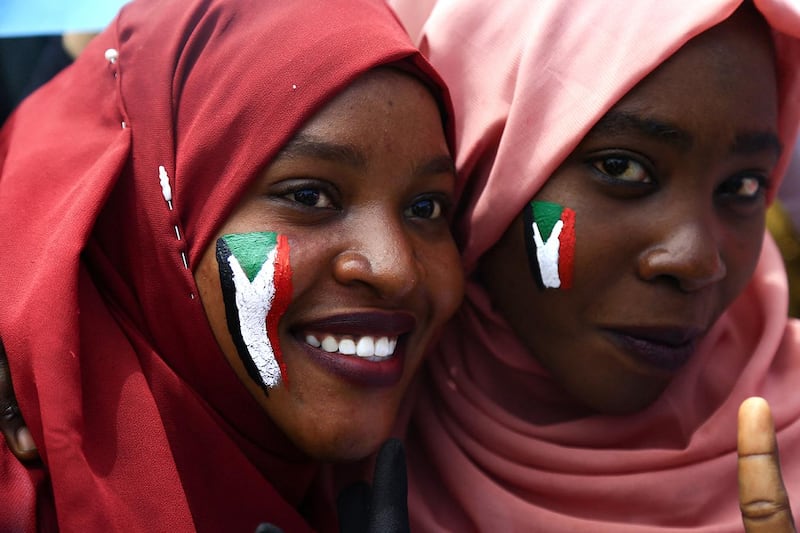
top-left (293, 311), bottom-right (417, 387)
top-left (605, 327), bottom-right (702, 372)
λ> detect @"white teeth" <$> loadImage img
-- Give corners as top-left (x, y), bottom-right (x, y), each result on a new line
top-left (374, 337), bottom-right (390, 357)
top-left (339, 338), bottom-right (356, 355)
top-left (356, 337), bottom-right (375, 357)
top-left (305, 334), bottom-right (321, 348)
top-left (305, 333), bottom-right (397, 358)
top-left (321, 335), bottom-right (338, 352)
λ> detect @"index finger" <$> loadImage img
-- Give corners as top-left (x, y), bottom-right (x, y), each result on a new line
top-left (369, 438), bottom-right (409, 533)
top-left (738, 396), bottom-right (795, 533)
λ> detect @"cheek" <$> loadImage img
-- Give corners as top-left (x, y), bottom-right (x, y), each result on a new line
top-left (424, 239), bottom-right (464, 324)
top-left (723, 223), bottom-right (766, 296)
top-left (478, 216), bottom-right (556, 350)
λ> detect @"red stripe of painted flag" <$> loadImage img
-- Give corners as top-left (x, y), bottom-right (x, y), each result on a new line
top-left (267, 234), bottom-right (293, 387)
top-left (558, 207), bottom-right (576, 289)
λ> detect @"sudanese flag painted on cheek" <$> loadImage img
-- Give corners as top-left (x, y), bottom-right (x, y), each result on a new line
top-left (216, 232), bottom-right (292, 390)
top-left (524, 200), bottom-right (575, 289)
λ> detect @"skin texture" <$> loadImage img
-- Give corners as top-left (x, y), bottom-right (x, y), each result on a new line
top-left (194, 68), bottom-right (463, 462)
top-left (479, 8), bottom-right (780, 416)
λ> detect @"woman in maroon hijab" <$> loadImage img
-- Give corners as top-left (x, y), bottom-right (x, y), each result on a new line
top-left (0, 0), bottom-right (463, 529)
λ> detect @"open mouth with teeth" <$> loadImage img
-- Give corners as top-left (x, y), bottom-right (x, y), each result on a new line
top-left (292, 312), bottom-right (414, 386)
top-left (304, 334), bottom-right (398, 359)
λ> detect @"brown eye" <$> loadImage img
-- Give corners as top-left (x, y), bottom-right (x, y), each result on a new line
top-left (717, 175), bottom-right (767, 200)
top-left (593, 157), bottom-right (651, 183)
top-left (404, 197), bottom-right (444, 220)
top-left (286, 187), bottom-right (334, 208)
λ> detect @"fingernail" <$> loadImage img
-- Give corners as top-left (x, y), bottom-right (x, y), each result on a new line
top-left (16, 426), bottom-right (36, 452)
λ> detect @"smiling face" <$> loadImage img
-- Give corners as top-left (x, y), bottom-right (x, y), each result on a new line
top-left (195, 67), bottom-right (463, 461)
top-left (479, 8), bottom-right (780, 415)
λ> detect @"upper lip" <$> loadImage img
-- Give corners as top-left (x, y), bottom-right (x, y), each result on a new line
top-left (293, 311), bottom-right (417, 337)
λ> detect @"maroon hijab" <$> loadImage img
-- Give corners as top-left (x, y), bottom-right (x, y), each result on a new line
top-left (0, 0), bottom-right (449, 530)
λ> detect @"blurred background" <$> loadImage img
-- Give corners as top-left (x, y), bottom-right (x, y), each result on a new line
top-left (0, 0), bottom-right (129, 121)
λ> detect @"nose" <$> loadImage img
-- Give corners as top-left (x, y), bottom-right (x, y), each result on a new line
top-left (637, 217), bottom-right (727, 292)
top-left (332, 216), bottom-right (420, 300)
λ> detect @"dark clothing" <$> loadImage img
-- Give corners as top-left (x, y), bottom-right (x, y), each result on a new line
top-left (0, 35), bottom-right (72, 124)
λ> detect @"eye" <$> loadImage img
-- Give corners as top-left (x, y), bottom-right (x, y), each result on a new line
top-left (284, 186), bottom-right (335, 209)
top-left (404, 196), bottom-right (446, 220)
top-left (592, 156), bottom-right (652, 183)
top-left (717, 174), bottom-right (768, 201)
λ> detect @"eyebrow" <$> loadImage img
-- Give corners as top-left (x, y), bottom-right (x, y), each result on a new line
top-left (589, 111), bottom-right (692, 151)
top-left (277, 133), bottom-right (367, 168)
top-left (731, 131), bottom-right (782, 157)
top-left (415, 154), bottom-right (456, 177)
top-left (589, 110), bottom-right (782, 157)
top-left (278, 133), bottom-right (455, 177)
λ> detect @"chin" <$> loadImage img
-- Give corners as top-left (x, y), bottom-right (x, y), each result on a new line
top-left (574, 378), bottom-right (669, 416)
top-left (305, 431), bottom-right (390, 463)
top-left (285, 412), bottom-right (396, 463)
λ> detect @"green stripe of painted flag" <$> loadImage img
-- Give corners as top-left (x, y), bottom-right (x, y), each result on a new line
top-left (220, 232), bottom-right (278, 283)
top-left (530, 201), bottom-right (564, 240)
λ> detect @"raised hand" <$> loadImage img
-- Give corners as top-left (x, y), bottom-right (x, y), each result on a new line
top-left (0, 338), bottom-right (37, 461)
top-left (738, 396), bottom-right (795, 533)
top-left (337, 438), bottom-right (410, 533)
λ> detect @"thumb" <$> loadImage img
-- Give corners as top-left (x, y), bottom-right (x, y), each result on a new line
top-left (738, 397), bottom-right (795, 533)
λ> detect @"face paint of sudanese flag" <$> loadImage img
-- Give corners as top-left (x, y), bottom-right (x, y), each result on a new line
top-left (216, 232), bottom-right (292, 390)
top-left (523, 200), bottom-right (575, 289)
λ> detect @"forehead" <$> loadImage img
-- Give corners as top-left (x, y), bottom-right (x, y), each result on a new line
top-left (273, 67), bottom-right (447, 168)
top-left (298, 68), bottom-right (436, 132)
top-left (607, 8), bottom-right (778, 132)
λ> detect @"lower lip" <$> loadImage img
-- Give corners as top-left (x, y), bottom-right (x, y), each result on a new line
top-left (606, 332), bottom-right (697, 372)
top-left (297, 339), bottom-right (406, 387)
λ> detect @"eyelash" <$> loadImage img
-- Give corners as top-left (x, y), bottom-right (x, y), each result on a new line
top-left (278, 181), bottom-right (452, 221)
top-left (716, 174), bottom-right (770, 202)
top-left (282, 184), bottom-right (337, 210)
top-left (589, 153), bottom-right (655, 189)
top-left (404, 194), bottom-right (451, 221)
top-left (589, 154), bottom-right (770, 201)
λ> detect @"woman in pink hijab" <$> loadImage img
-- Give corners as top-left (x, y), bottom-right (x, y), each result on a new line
top-left (389, 0), bottom-right (800, 530)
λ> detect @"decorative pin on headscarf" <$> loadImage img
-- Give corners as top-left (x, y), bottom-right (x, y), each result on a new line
top-left (524, 200), bottom-right (575, 289)
top-left (216, 232), bottom-right (292, 390)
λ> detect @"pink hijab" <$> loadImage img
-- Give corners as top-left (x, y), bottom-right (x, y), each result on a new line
top-left (389, 0), bottom-right (800, 530)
